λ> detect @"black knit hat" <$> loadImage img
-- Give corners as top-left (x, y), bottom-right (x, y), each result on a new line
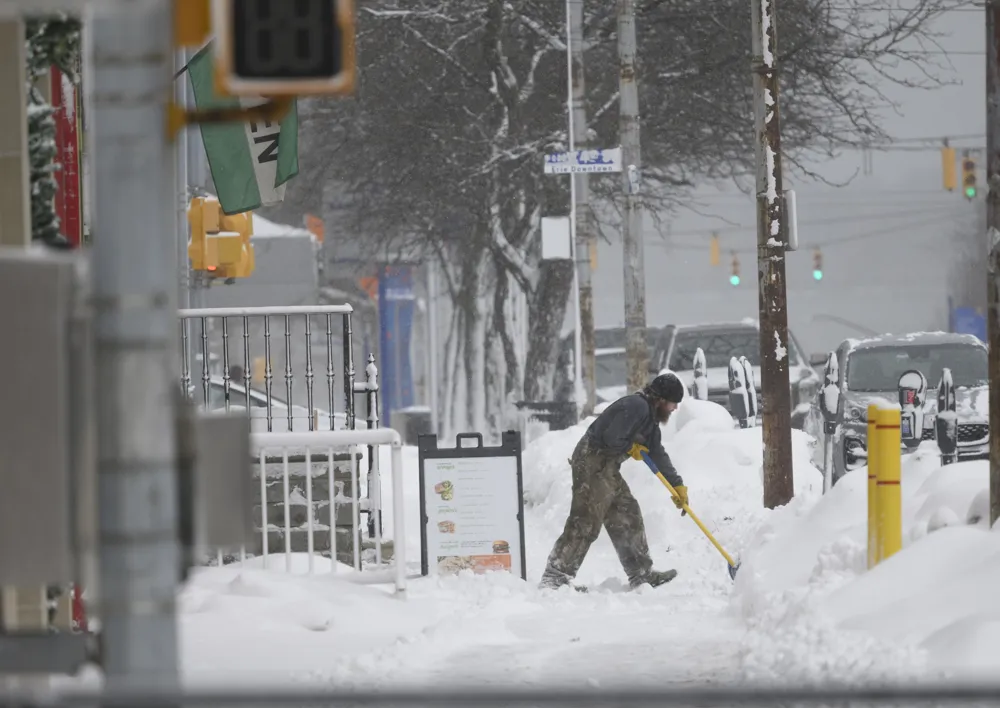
top-left (645, 372), bottom-right (685, 403)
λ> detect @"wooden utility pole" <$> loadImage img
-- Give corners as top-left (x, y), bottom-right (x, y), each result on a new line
top-left (617, 0), bottom-right (649, 391)
top-left (986, 0), bottom-right (1000, 527)
top-left (750, 0), bottom-right (794, 507)
top-left (569, 0), bottom-right (598, 414)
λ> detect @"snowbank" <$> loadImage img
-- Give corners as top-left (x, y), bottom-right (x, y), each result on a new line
top-left (734, 435), bottom-right (999, 683)
top-left (163, 396), bottom-right (830, 687)
top-left (75, 395), bottom-right (1000, 690)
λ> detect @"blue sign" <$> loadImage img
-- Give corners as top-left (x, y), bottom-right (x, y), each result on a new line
top-left (544, 147), bottom-right (622, 174)
top-left (378, 265), bottom-right (416, 427)
top-left (951, 305), bottom-right (986, 342)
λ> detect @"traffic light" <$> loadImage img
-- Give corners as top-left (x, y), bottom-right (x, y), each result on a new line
top-left (710, 233), bottom-right (720, 266)
top-left (212, 0), bottom-right (356, 97)
top-left (187, 197), bottom-right (255, 282)
top-left (962, 155), bottom-right (976, 200)
top-left (730, 252), bottom-right (740, 286)
top-left (813, 248), bottom-right (823, 281)
top-left (941, 146), bottom-right (956, 192)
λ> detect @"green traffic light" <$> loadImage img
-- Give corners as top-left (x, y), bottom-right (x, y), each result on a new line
top-left (813, 269), bottom-right (823, 281)
top-left (730, 274), bottom-right (740, 286)
top-left (965, 186), bottom-right (976, 199)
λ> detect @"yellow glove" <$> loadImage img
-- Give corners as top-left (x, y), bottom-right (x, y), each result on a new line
top-left (672, 485), bottom-right (689, 511)
top-left (629, 443), bottom-right (649, 461)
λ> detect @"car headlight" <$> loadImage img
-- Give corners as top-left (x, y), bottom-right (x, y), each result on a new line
top-left (845, 403), bottom-right (867, 422)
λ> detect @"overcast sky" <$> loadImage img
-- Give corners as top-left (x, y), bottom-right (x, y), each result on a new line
top-left (588, 5), bottom-right (983, 358)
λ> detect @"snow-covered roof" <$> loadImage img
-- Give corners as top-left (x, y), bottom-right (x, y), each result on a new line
top-left (197, 192), bottom-right (315, 241)
top-left (252, 212), bottom-right (314, 241)
top-left (846, 331), bottom-right (986, 352)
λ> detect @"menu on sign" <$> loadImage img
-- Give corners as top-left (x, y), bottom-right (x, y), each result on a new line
top-left (423, 455), bottom-right (522, 577)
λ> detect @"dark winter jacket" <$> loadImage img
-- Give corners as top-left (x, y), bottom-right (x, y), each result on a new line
top-left (579, 392), bottom-right (684, 487)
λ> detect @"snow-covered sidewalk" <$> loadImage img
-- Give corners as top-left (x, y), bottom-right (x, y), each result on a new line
top-left (175, 399), bottom-right (826, 688)
top-left (67, 396), bottom-right (1000, 690)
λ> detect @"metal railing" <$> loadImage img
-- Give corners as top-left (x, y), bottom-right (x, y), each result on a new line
top-left (211, 429), bottom-right (406, 595)
top-left (178, 305), bottom-right (359, 432)
top-left (178, 305), bottom-right (391, 581)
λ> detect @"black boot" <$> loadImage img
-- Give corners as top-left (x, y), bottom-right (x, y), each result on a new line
top-left (629, 568), bottom-right (677, 590)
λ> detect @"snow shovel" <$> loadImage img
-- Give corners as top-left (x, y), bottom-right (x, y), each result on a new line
top-left (638, 450), bottom-right (741, 581)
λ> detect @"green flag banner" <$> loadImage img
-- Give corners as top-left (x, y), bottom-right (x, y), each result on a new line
top-left (186, 42), bottom-right (299, 215)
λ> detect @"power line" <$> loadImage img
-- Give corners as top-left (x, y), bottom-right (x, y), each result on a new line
top-left (657, 210), bottom-right (963, 254)
top-left (648, 203), bottom-right (965, 241)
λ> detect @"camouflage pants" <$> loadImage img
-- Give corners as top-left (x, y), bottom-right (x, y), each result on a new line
top-left (540, 437), bottom-right (652, 585)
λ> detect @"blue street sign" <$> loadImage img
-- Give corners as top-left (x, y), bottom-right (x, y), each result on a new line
top-left (544, 147), bottom-right (623, 174)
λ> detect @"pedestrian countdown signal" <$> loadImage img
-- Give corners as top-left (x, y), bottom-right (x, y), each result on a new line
top-left (212, 0), bottom-right (356, 96)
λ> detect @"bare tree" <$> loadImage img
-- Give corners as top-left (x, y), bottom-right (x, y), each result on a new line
top-left (277, 0), bottom-right (964, 434)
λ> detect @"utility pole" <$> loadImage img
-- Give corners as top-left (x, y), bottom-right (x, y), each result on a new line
top-left (569, 0), bottom-right (598, 415)
top-left (89, 0), bottom-right (182, 687)
top-left (617, 0), bottom-right (649, 391)
top-left (750, 0), bottom-right (794, 508)
top-left (986, 0), bottom-right (1000, 527)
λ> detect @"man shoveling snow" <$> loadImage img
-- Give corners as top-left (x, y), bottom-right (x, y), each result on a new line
top-left (539, 374), bottom-right (688, 592)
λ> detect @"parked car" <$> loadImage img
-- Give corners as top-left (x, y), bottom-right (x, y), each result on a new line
top-left (554, 326), bottom-right (663, 405)
top-left (802, 331), bottom-right (989, 484)
top-left (648, 320), bottom-right (820, 427)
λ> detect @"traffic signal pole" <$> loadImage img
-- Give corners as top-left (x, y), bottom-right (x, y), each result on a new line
top-left (750, 0), bottom-right (795, 508)
top-left (176, 46), bottom-right (194, 377)
top-left (88, 0), bottom-right (182, 686)
top-left (986, 0), bottom-right (1000, 526)
top-left (617, 0), bottom-right (651, 391)
top-left (568, 0), bottom-right (598, 416)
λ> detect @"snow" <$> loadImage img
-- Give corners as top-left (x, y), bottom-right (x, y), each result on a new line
top-left (765, 145), bottom-right (778, 203)
top-left (735, 447), bottom-right (1000, 683)
top-left (822, 382), bottom-right (840, 413)
top-left (761, 0), bottom-right (774, 67)
top-left (61, 399), bottom-right (1000, 690)
top-left (773, 330), bottom-right (786, 361)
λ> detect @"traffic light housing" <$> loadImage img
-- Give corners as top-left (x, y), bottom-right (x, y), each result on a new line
top-left (173, 0), bottom-right (211, 47)
top-left (941, 146), bottom-right (956, 192)
top-left (188, 197), bottom-right (255, 282)
top-left (710, 233), bottom-right (720, 266)
top-left (730, 252), bottom-right (740, 286)
top-left (813, 248), bottom-right (823, 281)
top-left (962, 156), bottom-right (976, 200)
top-left (212, 0), bottom-right (356, 97)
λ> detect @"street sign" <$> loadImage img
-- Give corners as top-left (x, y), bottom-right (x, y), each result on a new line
top-left (544, 147), bottom-right (622, 174)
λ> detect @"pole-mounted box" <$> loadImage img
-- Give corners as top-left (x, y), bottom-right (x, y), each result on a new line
top-left (177, 397), bottom-right (255, 573)
top-left (0, 248), bottom-right (96, 586)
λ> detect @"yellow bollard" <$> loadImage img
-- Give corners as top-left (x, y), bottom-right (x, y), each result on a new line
top-left (875, 407), bottom-right (903, 562)
top-left (866, 403), bottom-right (880, 569)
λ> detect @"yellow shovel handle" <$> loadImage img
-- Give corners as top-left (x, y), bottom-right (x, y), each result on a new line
top-left (655, 471), bottom-right (738, 568)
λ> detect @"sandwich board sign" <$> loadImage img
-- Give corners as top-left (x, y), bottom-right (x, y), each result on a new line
top-left (417, 431), bottom-right (527, 580)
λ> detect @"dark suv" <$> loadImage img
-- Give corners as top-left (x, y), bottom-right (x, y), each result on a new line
top-left (803, 332), bottom-right (989, 484)
top-left (553, 326), bottom-right (663, 405)
top-left (649, 320), bottom-right (820, 426)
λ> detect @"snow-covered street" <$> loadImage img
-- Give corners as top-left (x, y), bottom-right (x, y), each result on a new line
top-left (112, 397), bottom-right (996, 692)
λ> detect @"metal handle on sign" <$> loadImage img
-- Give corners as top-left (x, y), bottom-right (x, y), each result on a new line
top-left (455, 433), bottom-right (483, 448)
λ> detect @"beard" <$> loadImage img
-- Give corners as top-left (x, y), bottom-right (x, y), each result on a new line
top-left (656, 406), bottom-right (672, 424)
